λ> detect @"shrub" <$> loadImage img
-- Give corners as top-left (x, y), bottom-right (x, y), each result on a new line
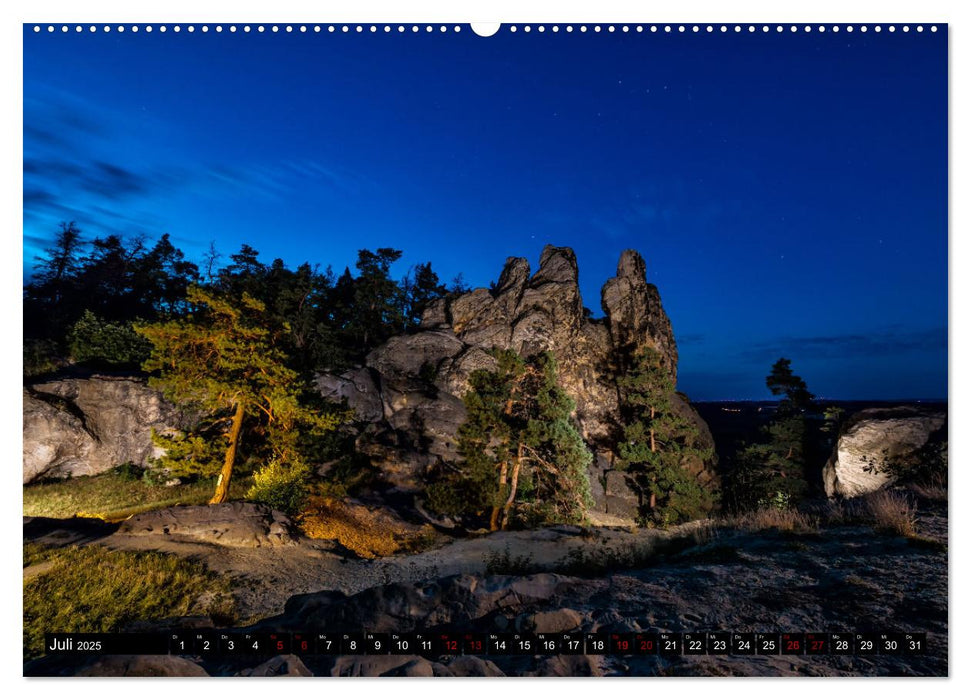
top-left (485, 547), bottom-right (538, 575)
top-left (865, 490), bottom-right (917, 537)
top-left (555, 542), bottom-right (653, 576)
top-left (68, 310), bottom-right (153, 368)
top-left (758, 490), bottom-right (791, 511)
top-left (24, 338), bottom-right (67, 378)
top-left (876, 440), bottom-right (948, 488)
top-left (727, 507), bottom-right (817, 534)
top-left (725, 417), bottom-right (809, 513)
top-left (297, 496), bottom-right (435, 558)
top-left (110, 462), bottom-right (144, 481)
top-left (246, 459), bottom-right (311, 515)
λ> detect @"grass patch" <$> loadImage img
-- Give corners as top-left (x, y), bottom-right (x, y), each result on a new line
top-left (908, 481), bottom-right (948, 503)
top-left (725, 508), bottom-right (818, 534)
top-left (23, 545), bottom-right (236, 659)
top-left (485, 547), bottom-right (539, 575)
top-left (298, 496), bottom-right (439, 558)
top-left (23, 470), bottom-right (252, 520)
top-left (865, 490), bottom-right (917, 537)
top-left (906, 535), bottom-right (947, 553)
top-left (23, 542), bottom-right (54, 567)
top-left (555, 541), bottom-right (657, 576)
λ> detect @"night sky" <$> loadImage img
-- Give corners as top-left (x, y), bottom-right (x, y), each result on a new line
top-left (23, 24), bottom-right (947, 400)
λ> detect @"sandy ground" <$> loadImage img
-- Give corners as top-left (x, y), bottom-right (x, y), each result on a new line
top-left (25, 515), bottom-right (710, 621)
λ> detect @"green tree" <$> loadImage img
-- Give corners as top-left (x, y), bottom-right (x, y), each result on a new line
top-left (766, 358), bottom-right (814, 414)
top-left (30, 222), bottom-right (83, 304)
top-left (727, 417), bottom-right (809, 512)
top-left (24, 222), bottom-right (85, 339)
top-left (429, 350), bottom-right (592, 530)
top-left (616, 347), bottom-right (716, 527)
top-left (131, 233), bottom-right (199, 315)
top-left (724, 359), bottom-right (815, 512)
top-left (347, 248), bottom-right (406, 352)
top-left (135, 286), bottom-right (341, 504)
top-left (68, 310), bottom-right (153, 368)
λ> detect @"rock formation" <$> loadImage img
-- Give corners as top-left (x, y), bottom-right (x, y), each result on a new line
top-left (116, 502), bottom-right (299, 547)
top-left (822, 406), bottom-right (946, 497)
top-left (21, 247), bottom-right (716, 524)
top-left (23, 376), bottom-right (184, 484)
top-left (317, 245), bottom-right (717, 523)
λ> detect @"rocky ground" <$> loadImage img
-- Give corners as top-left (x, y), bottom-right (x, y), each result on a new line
top-left (24, 497), bottom-right (947, 677)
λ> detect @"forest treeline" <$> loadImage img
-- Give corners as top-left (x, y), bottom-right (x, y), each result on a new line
top-left (24, 222), bottom-right (468, 378)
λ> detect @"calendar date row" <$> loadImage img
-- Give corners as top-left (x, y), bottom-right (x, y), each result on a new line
top-left (46, 631), bottom-right (927, 657)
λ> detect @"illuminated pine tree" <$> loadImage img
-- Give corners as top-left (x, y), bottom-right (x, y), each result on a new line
top-left (428, 350), bottom-right (592, 530)
top-left (617, 347), bottom-right (716, 527)
top-left (135, 286), bottom-right (341, 504)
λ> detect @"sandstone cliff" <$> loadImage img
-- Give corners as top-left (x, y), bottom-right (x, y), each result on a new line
top-left (317, 245), bottom-right (717, 524)
top-left (23, 376), bottom-right (183, 484)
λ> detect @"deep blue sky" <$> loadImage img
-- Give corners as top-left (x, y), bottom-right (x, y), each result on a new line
top-left (23, 25), bottom-right (947, 400)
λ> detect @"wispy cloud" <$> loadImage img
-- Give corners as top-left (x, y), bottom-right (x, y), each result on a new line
top-left (739, 326), bottom-right (946, 362)
top-left (23, 89), bottom-right (363, 252)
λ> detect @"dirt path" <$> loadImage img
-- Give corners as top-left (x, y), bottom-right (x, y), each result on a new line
top-left (24, 516), bottom-right (710, 621)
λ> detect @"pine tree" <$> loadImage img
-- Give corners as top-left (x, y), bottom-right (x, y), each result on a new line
top-left (132, 233), bottom-right (199, 315)
top-left (724, 358), bottom-right (814, 512)
top-left (134, 285), bottom-right (342, 504)
top-left (349, 248), bottom-right (406, 351)
top-left (25, 222), bottom-right (85, 338)
top-left (31, 221), bottom-right (83, 300)
top-left (428, 350), bottom-right (592, 530)
top-left (727, 417), bottom-right (808, 512)
top-left (766, 358), bottom-right (814, 414)
top-left (616, 347), bottom-right (716, 527)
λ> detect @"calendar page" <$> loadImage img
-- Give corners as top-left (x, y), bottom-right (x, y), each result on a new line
top-left (21, 12), bottom-right (948, 680)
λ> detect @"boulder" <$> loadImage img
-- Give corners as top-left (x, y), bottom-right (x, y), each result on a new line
top-left (530, 607), bottom-right (585, 633)
top-left (23, 389), bottom-right (95, 484)
top-left (532, 654), bottom-right (603, 677)
top-left (446, 656), bottom-right (506, 676)
top-left (367, 331), bottom-right (465, 380)
top-left (315, 368), bottom-right (383, 423)
top-left (116, 502), bottom-right (299, 547)
top-left (493, 256), bottom-right (531, 314)
top-left (331, 655), bottom-right (441, 677)
top-left (23, 376), bottom-right (183, 484)
top-left (237, 654), bottom-right (313, 677)
top-left (76, 655), bottom-right (209, 677)
top-left (822, 406), bottom-right (947, 497)
top-left (419, 297), bottom-right (448, 328)
top-left (264, 573), bottom-right (574, 633)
